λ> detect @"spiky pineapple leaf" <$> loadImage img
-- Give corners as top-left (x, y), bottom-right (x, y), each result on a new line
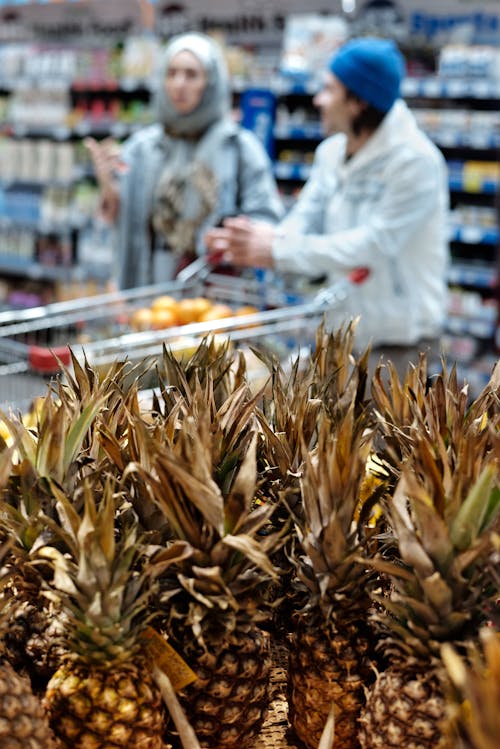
top-left (222, 533), bottom-right (277, 578)
top-left (152, 450), bottom-right (224, 535)
top-left (402, 476), bottom-right (455, 571)
top-left (224, 432), bottom-right (257, 534)
top-left (450, 464), bottom-right (500, 551)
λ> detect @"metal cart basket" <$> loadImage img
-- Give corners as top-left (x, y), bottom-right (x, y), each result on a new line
top-left (0, 264), bottom-right (368, 412)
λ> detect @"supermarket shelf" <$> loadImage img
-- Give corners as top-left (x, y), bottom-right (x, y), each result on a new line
top-left (0, 255), bottom-right (88, 282)
top-left (0, 216), bottom-right (87, 234)
top-left (0, 76), bottom-right (152, 93)
top-left (238, 75), bottom-right (500, 100)
top-left (429, 131), bottom-right (500, 150)
top-left (449, 225), bottom-right (499, 245)
top-left (274, 123), bottom-right (323, 140)
top-left (448, 263), bottom-right (498, 289)
top-left (275, 161), bottom-right (499, 195)
top-left (448, 175), bottom-right (498, 194)
top-left (445, 314), bottom-right (497, 339)
top-left (274, 162), bottom-right (312, 181)
top-left (3, 121), bottom-right (145, 140)
top-left (274, 124), bottom-right (500, 149)
top-left (402, 76), bottom-right (500, 100)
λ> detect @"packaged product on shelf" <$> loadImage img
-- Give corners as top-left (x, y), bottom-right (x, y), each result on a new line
top-left (280, 13), bottom-right (348, 82)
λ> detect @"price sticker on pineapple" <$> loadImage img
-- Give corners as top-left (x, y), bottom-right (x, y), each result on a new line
top-left (141, 627), bottom-right (197, 693)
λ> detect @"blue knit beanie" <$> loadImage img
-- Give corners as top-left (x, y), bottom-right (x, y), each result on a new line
top-left (330, 37), bottom-right (405, 113)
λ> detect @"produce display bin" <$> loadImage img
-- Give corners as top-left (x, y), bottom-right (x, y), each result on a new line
top-left (0, 263), bottom-right (369, 412)
top-left (248, 641), bottom-right (302, 749)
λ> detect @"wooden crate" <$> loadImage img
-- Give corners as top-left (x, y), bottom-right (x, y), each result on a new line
top-left (249, 641), bottom-right (302, 749)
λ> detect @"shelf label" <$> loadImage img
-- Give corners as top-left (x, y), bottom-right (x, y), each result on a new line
top-left (460, 226), bottom-right (483, 244)
top-left (401, 77), bottom-right (420, 97)
top-left (446, 79), bottom-right (467, 98)
top-left (422, 78), bottom-right (442, 97)
top-left (469, 80), bottom-right (492, 99)
top-left (75, 121), bottom-right (91, 137)
top-left (110, 122), bottom-right (128, 138)
top-left (52, 126), bottom-right (71, 141)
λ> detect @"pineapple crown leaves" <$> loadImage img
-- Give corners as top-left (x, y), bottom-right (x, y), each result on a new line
top-left (292, 402), bottom-right (376, 609)
top-left (310, 319), bottom-right (371, 418)
top-left (256, 353), bottom-right (323, 480)
top-left (369, 457), bottom-right (500, 651)
top-left (253, 323), bottom-right (371, 508)
top-left (1, 383), bottom-right (109, 490)
top-left (0, 428), bottom-right (63, 556)
top-left (157, 335), bottom-right (247, 413)
top-left (441, 629), bottom-right (500, 749)
top-left (129, 398), bottom-right (280, 618)
top-left (38, 478), bottom-right (156, 664)
top-left (147, 421), bottom-right (278, 569)
top-left (371, 359), bottom-right (500, 499)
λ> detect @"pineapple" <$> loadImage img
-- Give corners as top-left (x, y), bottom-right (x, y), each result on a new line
top-left (253, 321), bottom-right (372, 628)
top-left (0, 449), bottom-right (57, 748)
top-left (0, 354), bottom-right (126, 691)
top-left (41, 477), bottom-right (166, 749)
top-left (358, 368), bottom-right (500, 749)
top-left (442, 627), bottom-right (500, 749)
top-left (287, 399), bottom-right (379, 749)
top-left (133, 380), bottom-right (280, 748)
top-left (0, 560), bottom-right (58, 749)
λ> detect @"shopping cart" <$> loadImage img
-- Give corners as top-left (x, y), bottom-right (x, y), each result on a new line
top-left (0, 263), bottom-right (369, 412)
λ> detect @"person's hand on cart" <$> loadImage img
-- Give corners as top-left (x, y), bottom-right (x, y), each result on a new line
top-left (84, 137), bottom-right (125, 224)
top-left (204, 216), bottom-right (276, 269)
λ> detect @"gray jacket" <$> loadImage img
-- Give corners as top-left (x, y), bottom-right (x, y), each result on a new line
top-left (115, 120), bottom-right (283, 289)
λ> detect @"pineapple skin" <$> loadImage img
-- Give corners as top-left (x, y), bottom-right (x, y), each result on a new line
top-left (358, 661), bottom-right (454, 749)
top-left (44, 658), bottom-right (165, 749)
top-left (5, 600), bottom-right (66, 694)
top-left (0, 660), bottom-right (56, 749)
top-left (168, 628), bottom-right (271, 749)
top-left (289, 622), bottom-right (373, 749)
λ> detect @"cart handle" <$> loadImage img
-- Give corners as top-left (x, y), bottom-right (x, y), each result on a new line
top-left (348, 267), bottom-right (370, 284)
top-left (28, 345), bottom-right (71, 374)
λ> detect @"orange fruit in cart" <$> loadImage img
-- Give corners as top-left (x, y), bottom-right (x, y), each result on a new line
top-left (151, 307), bottom-right (177, 329)
top-left (235, 304), bottom-right (260, 328)
top-left (131, 307), bottom-right (154, 331)
top-left (176, 297), bottom-right (213, 324)
top-left (199, 303), bottom-right (233, 322)
top-left (151, 295), bottom-right (178, 315)
top-left (235, 305), bottom-right (259, 316)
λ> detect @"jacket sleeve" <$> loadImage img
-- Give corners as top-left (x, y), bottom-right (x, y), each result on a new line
top-left (272, 148), bottom-right (448, 278)
top-left (236, 128), bottom-right (284, 224)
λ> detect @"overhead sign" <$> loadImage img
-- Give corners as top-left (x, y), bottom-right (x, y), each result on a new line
top-left (1, 1), bottom-right (499, 47)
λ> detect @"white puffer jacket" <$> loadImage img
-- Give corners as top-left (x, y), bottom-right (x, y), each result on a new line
top-left (272, 100), bottom-right (450, 348)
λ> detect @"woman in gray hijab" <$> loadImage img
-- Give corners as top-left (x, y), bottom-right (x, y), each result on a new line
top-left (86, 32), bottom-right (283, 289)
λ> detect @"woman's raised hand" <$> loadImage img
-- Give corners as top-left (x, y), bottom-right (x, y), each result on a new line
top-left (84, 137), bottom-right (124, 223)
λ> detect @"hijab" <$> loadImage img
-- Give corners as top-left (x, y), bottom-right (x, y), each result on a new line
top-left (153, 32), bottom-right (231, 137)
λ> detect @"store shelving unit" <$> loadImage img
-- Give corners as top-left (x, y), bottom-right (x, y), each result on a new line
top-left (0, 39), bottom-right (155, 305)
top-left (403, 75), bottom-right (500, 392)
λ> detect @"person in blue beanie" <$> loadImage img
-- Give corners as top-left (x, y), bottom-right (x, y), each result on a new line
top-left (206, 36), bottom-right (450, 378)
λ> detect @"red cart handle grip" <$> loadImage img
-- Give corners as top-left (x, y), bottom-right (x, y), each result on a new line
top-left (348, 267), bottom-right (370, 284)
top-left (28, 345), bottom-right (71, 373)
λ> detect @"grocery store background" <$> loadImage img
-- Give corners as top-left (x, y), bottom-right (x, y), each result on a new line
top-left (0, 0), bottom-right (498, 395)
